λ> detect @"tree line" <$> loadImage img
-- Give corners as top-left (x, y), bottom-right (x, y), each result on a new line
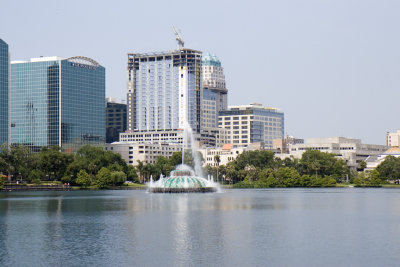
top-left (206, 150), bottom-right (400, 188)
top-left (1, 143), bottom-right (399, 189)
top-left (0, 144), bottom-right (137, 189)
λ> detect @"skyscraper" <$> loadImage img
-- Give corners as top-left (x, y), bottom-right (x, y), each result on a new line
top-left (126, 49), bottom-right (202, 133)
top-left (0, 39), bottom-right (9, 145)
top-left (202, 53), bottom-right (227, 114)
top-left (106, 97), bottom-right (127, 143)
top-left (11, 56), bottom-right (105, 152)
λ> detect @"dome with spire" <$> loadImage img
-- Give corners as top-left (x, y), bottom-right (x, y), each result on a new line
top-left (202, 53), bottom-right (221, 67)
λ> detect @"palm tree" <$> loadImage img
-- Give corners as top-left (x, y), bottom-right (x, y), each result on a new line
top-left (214, 155), bottom-right (221, 183)
top-left (136, 160), bottom-right (145, 183)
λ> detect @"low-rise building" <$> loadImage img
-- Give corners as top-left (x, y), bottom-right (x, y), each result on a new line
top-left (105, 142), bottom-right (182, 166)
top-left (199, 142), bottom-right (264, 167)
top-left (386, 130), bottom-right (400, 147)
top-left (218, 103), bottom-right (284, 149)
top-left (365, 147), bottom-right (400, 171)
top-left (273, 136), bottom-right (304, 154)
top-left (279, 137), bottom-right (388, 170)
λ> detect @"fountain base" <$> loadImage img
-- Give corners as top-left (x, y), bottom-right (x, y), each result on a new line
top-left (149, 187), bottom-right (217, 193)
top-left (147, 164), bottom-right (218, 194)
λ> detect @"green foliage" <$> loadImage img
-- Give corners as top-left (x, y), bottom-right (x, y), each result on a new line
top-left (376, 156), bottom-right (400, 181)
top-left (354, 170), bottom-right (382, 187)
top-left (233, 179), bottom-right (254, 188)
top-left (28, 169), bottom-right (44, 183)
top-left (0, 144), bottom-right (131, 187)
top-left (275, 167), bottom-right (301, 187)
top-left (300, 149), bottom-right (349, 179)
top-left (0, 144), bottom-right (31, 180)
top-left (127, 165), bottom-right (139, 182)
top-left (37, 146), bottom-right (74, 180)
top-left (0, 176), bottom-right (4, 189)
top-left (235, 150), bottom-right (276, 170)
top-left (76, 170), bottom-right (93, 188)
top-left (110, 171), bottom-right (126, 185)
top-left (94, 167), bottom-right (112, 189)
top-left (169, 152), bottom-right (182, 167)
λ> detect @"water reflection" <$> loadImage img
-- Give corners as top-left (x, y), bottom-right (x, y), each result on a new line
top-left (1, 189), bottom-right (400, 266)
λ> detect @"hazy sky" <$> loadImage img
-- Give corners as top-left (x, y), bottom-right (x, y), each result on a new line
top-left (2, 0), bottom-right (399, 145)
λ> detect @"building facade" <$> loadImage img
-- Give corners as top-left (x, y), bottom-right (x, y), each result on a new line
top-left (273, 136), bottom-right (304, 154)
top-left (218, 103), bottom-right (284, 148)
top-left (0, 39), bottom-right (9, 145)
top-left (199, 143), bottom-right (264, 167)
top-left (126, 49), bottom-right (202, 133)
top-left (202, 88), bottom-right (218, 129)
top-left (202, 53), bottom-right (227, 114)
top-left (106, 97), bottom-right (126, 143)
top-left (280, 137), bottom-right (388, 170)
top-left (105, 142), bottom-right (182, 166)
top-left (386, 130), bottom-right (400, 147)
top-left (11, 56), bottom-right (105, 152)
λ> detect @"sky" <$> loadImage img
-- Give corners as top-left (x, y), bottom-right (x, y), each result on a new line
top-left (1, 0), bottom-right (399, 145)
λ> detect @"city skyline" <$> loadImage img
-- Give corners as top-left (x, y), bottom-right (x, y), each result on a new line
top-left (2, 0), bottom-right (399, 145)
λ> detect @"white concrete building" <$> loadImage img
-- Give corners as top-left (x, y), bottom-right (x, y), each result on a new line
top-left (365, 147), bottom-right (400, 171)
top-left (120, 130), bottom-right (184, 144)
top-left (199, 143), bottom-right (264, 167)
top-left (279, 137), bottom-right (388, 170)
top-left (105, 142), bottom-right (182, 166)
top-left (386, 130), bottom-right (400, 147)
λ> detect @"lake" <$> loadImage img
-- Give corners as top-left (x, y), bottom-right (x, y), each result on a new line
top-left (1, 188), bottom-right (400, 267)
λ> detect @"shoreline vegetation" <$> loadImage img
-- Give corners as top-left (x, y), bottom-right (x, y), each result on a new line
top-left (1, 144), bottom-right (400, 191)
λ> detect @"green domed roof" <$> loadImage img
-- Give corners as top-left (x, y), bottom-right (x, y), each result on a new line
top-left (202, 53), bottom-right (221, 67)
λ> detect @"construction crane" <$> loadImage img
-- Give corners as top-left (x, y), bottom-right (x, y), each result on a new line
top-left (172, 26), bottom-right (184, 49)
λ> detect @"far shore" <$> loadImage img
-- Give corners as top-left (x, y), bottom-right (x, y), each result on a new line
top-left (2, 183), bottom-right (400, 192)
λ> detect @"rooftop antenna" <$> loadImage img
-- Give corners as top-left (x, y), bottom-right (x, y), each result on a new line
top-left (172, 26), bottom-right (184, 49)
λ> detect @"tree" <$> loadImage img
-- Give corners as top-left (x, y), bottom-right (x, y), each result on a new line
top-left (275, 167), bottom-right (300, 187)
top-left (235, 150), bottom-right (276, 170)
top-left (376, 156), bottom-right (400, 181)
top-left (214, 155), bottom-right (221, 182)
top-left (0, 175), bottom-right (4, 189)
top-left (354, 170), bottom-right (382, 187)
top-left (76, 170), bottom-right (93, 188)
top-left (169, 152), bottom-right (182, 167)
top-left (28, 169), bottom-right (44, 183)
top-left (0, 144), bottom-right (31, 180)
top-left (38, 146), bottom-right (73, 180)
top-left (135, 160), bottom-right (145, 183)
top-left (154, 156), bottom-right (173, 178)
top-left (359, 161), bottom-right (367, 171)
top-left (300, 149), bottom-right (349, 178)
top-left (65, 145), bottom-right (129, 184)
top-left (127, 165), bottom-right (139, 182)
top-left (110, 171), bottom-right (126, 185)
top-left (94, 167), bottom-right (112, 189)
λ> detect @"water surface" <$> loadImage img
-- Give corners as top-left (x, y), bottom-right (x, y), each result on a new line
top-left (1, 188), bottom-right (400, 266)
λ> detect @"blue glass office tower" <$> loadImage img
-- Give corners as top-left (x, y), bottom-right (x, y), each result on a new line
top-left (0, 39), bottom-right (9, 145)
top-left (11, 56), bottom-right (105, 152)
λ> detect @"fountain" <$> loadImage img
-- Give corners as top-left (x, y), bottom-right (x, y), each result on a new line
top-left (148, 122), bottom-right (218, 193)
top-left (148, 164), bottom-right (218, 193)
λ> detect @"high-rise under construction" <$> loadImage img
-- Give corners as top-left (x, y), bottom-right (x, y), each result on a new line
top-left (126, 48), bottom-right (202, 133)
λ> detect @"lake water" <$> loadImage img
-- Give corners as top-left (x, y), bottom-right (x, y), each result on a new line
top-left (1, 188), bottom-right (400, 267)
